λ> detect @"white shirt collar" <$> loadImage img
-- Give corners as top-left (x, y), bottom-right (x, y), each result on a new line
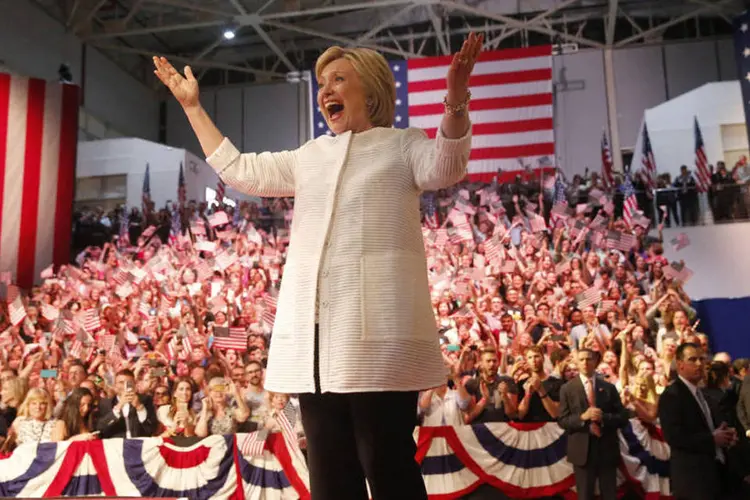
top-left (678, 375), bottom-right (700, 396)
top-left (579, 373), bottom-right (595, 388)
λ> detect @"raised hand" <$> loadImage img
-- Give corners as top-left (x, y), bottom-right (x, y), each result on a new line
top-left (153, 57), bottom-right (200, 110)
top-left (446, 32), bottom-right (484, 105)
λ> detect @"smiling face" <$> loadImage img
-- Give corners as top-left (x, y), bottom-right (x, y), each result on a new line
top-left (317, 58), bottom-right (372, 135)
top-left (174, 380), bottom-right (192, 403)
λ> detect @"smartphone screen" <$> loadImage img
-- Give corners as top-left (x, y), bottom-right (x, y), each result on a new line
top-left (40, 369), bottom-right (58, 379)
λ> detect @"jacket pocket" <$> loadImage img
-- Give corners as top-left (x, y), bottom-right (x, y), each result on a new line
top-left (360, 251), bottom-right (436, 341)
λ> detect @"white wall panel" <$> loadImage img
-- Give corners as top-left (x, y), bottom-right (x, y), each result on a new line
top-left (717, 38), bottom-right (739, 81)
top-left (0, 0), bottom-right (160, 142)
top-left (553, 49), bottom-right (608, 177)
top-left (613, 46), bottom-right (668, 150)
top-left (216, 87), bottom-right (244, 151)
top-left (0, 0), bottom-right (81, 83)
top-left (663, 222), bottom-right (750, 300)
top-left (84, 48), bottom-right (159, 141)
top-left (664, 41), bottom-right (719, 99)
top-left (243, 82), bottom-right (302, 154)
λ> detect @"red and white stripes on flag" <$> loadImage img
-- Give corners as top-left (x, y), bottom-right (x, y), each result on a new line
top-left (213, 326), bottom-right (248, 351)
top-left (8, 296), bottom-right (26, 326)
top-left (694, 117), bottom-right (711, 193)
top-left (240, 430), bottom-right (268, 457)
top-left (82, 309), bottom-right (101, 333)
top-left (407, 46), bottom-right (554, 183)
top-left (167, 336), bottom-right (193, 360)
top-left (0, 73), bottom-right (78, 289)
top-left (601, 130), bottom-right (614, 190)
top-left (641, 123), bottom-right (657, 197)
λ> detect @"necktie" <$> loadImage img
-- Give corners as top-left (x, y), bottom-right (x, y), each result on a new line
top-left (585, 378), bottom-right (602, 437)
top-left (695, 389), bottom-right (725, 463)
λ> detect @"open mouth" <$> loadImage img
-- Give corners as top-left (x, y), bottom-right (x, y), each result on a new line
top-left (325, 102), bottom-right (344, 122)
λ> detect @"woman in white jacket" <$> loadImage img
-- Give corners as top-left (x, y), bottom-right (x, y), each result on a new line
top-left (153, 32), bottom-right (482, 500)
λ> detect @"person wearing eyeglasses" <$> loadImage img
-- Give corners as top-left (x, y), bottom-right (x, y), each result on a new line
top-left (243, 361), bottom-right (267, 426)
top-left (153, 385), bottom-right (170, 408)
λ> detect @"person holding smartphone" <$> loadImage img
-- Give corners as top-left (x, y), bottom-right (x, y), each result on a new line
top-left (96, 369), bottom-right (157, 439)
top-left (195, 377), bottom-right (250, 438)
top-left (158, 377), bottom-right (196, 438)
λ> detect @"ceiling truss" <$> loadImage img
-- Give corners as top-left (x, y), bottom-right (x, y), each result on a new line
top-left (33, 0), bottom-right (745, 86)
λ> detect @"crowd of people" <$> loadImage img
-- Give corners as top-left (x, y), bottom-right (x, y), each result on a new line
top-left (0, 169), bottom-right (749, 497)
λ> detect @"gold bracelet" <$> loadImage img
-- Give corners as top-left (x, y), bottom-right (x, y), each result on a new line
top-left (443, 90), bottom-right (471, 116)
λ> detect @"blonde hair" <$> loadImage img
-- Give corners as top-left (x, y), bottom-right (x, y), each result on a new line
top-left (2, 378), bottom-right (27, 407)
top-left (17, 387), bottom-right (52, 420)
top-left (315, 46), bottom-right (396, 128)
top-left (633, 375), bottom-right (658, 405)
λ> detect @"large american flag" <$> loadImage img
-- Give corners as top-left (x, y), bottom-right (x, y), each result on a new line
top-left (0, 73), bottom-right (78, 289)
top-left (641, 123), bottom-right (656, 197)
top-left (310, 46), bottom-right (554, 182)
top-left (693, 116), bottom-right (711, 193)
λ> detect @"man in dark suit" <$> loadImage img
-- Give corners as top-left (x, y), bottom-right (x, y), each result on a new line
top-left (659, 342), bottom-right (737, 500)
top-left (97, 369), bottom-right (157, 439)
top-left (558, 348), bottom-right (629, 500)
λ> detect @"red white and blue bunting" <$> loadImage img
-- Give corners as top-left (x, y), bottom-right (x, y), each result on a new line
top-left (0, 419), bottom-right (671, 499)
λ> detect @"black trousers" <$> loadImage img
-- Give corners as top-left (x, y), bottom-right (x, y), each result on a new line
top-left (300, 325), bottom-right (426, 500)
top-left (299, 391), bottom-right (427, 500)
top-left (573, 441), bottom-right (617, 500)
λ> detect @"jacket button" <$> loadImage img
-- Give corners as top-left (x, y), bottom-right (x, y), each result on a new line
top-left (321, 301), bottom-right (329, 308)
top-left (322, 270), bottom-right (329, 277)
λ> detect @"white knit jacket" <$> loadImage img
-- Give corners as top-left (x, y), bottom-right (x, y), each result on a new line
top-left (207, 126), bottom-right (472, 394)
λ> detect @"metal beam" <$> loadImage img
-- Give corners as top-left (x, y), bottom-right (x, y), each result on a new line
top-left (605, 0), bottom-right (618, 46)
top-left (144, 0), bottom-right (236, 17)
top-left (618, 8), bottom-right (643, 34)
top-left (89, 43), bottom-right (285, 78)
top-left (355, 4), bottom-right (418, 44)
top-left (122, 0), bottom-right (146, 26)
top-left (260, 0), bottom-right (415, 21)
top-left (210, 17), bottom-right (591, 64)
top-left (427, 6), bottom-right (449, 55)
top-left (193, 36), bottom-right (228, 62)
top-left (262, 19), bottom-right (419, 58)
top-left (440, 0), bottom-right (604, 48)
top-left (84, 20), bottom-right (226, 39)
top-left (72, 0), bottom-right (108, 34)
top-left (255, 0), bottom-right (277, 15)
top-left (250, 20), bottom-right (298, 71)
top-left (228, 0), bottom-right (249, 15)
top-left (615, 0), bottom-right (735, 47)
top-left (686, 0), bottom-right (732, 24)
top-left (65, 0), bottom-right (81, 27)
top-left (485, 0), bottom-right (581, 47)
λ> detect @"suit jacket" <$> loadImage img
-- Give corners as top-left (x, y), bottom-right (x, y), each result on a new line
top-left (208, 127), bottom-right (472, 394)
top-left (558, 376), bottom-right (629, 467)
top-left (96, 394), bottom-right (157, 439)
top-left (736, 374), bottom-right (750, 432)
top-left (658, 378), bottom-right (720, 500)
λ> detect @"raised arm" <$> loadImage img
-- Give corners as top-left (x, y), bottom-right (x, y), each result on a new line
top-left (404, 34), bottom-right (482, 192)
top-left (153, 58), bottom-right (223, 158)
top-left (153, 57), bottom-right (296, 198)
